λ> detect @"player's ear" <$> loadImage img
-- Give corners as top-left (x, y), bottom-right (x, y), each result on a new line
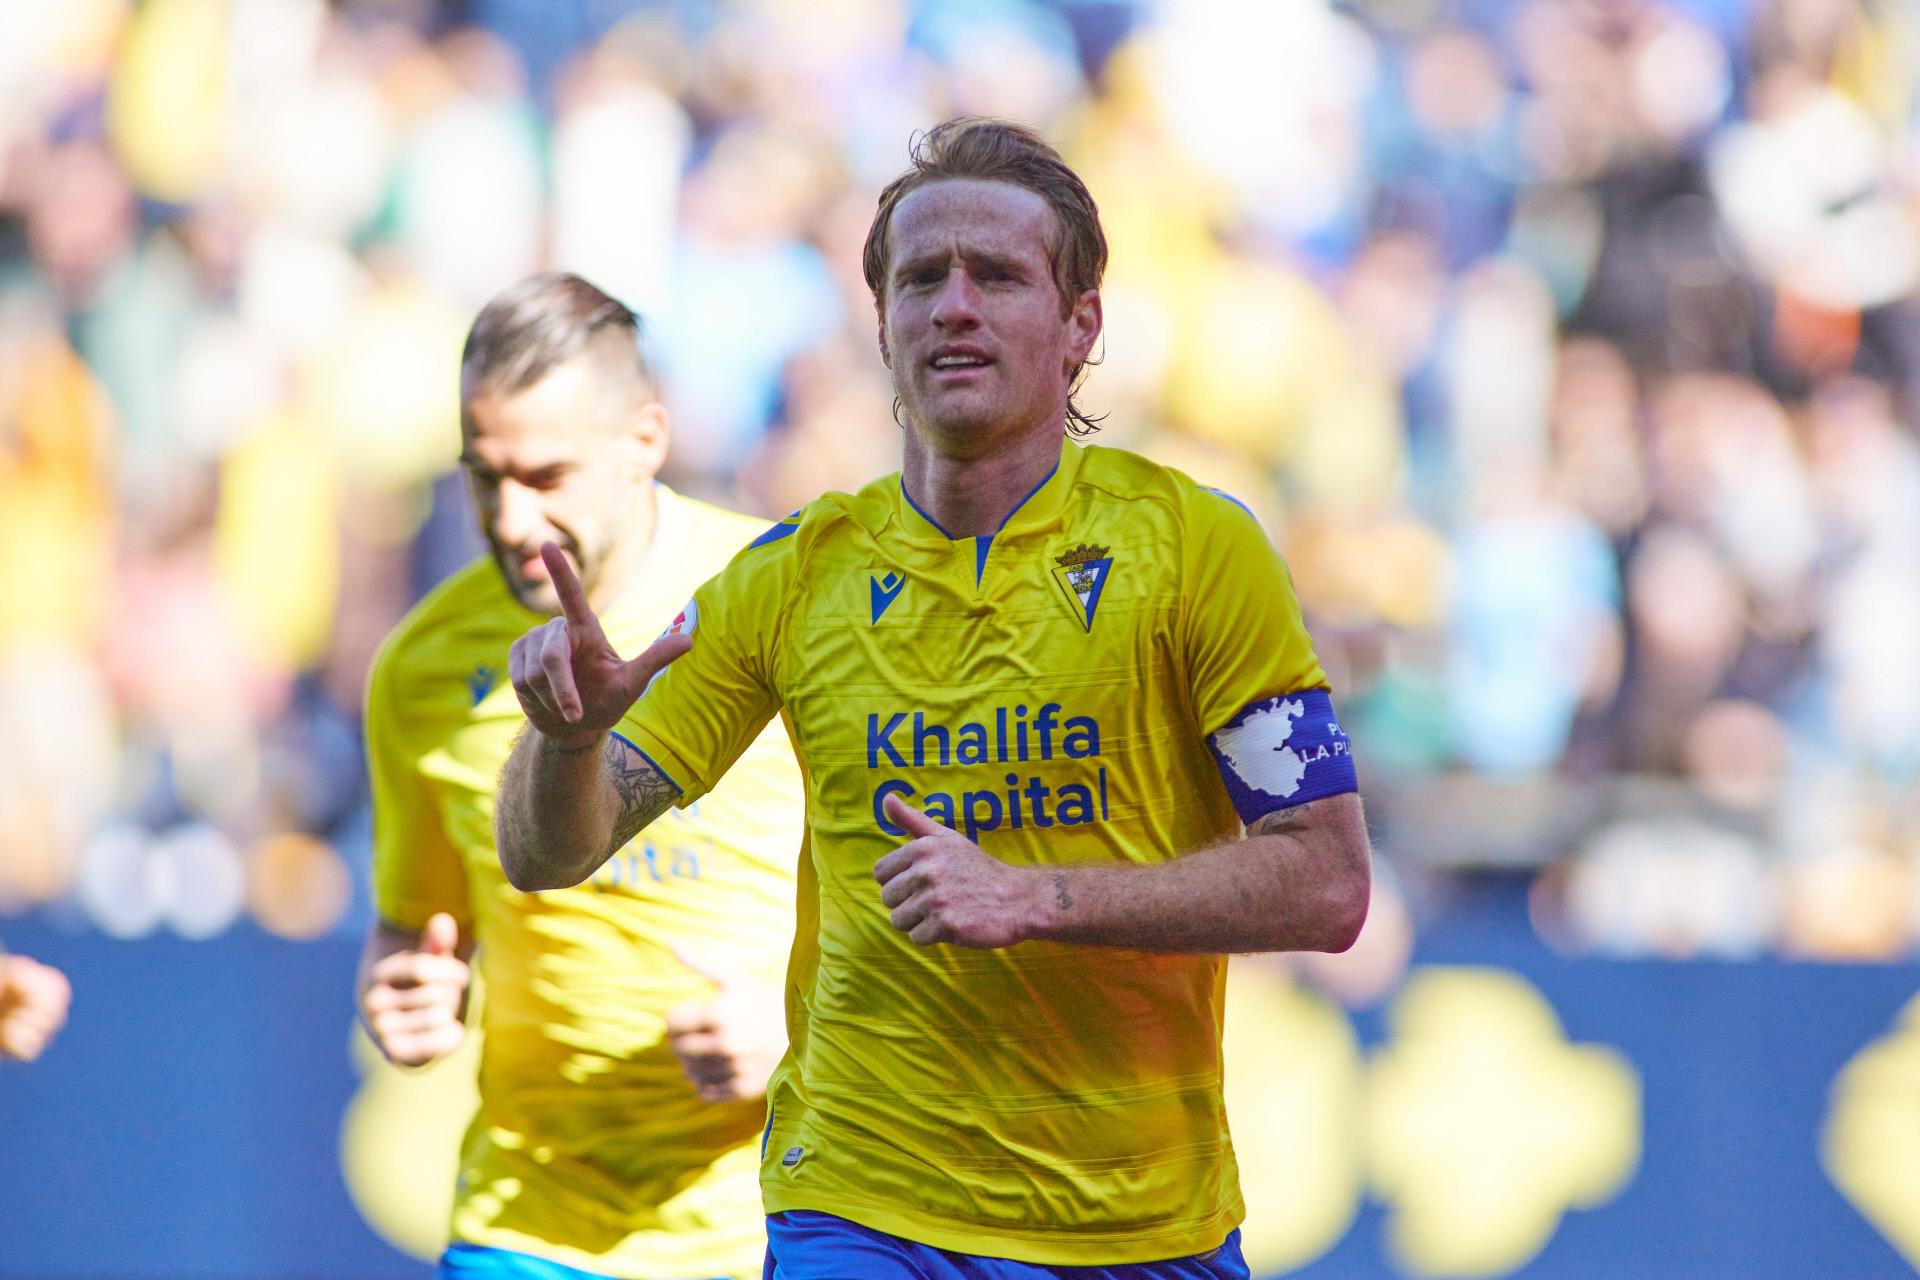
top-left (876, 297), bottom-right (892, 369)
top-left (1065, 290), bottom-right (1101, 372)
top-left (622, 398), bottom-right (670, 479)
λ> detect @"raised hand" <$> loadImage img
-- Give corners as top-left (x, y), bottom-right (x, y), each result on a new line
top-left (873, 795), bottom-right (1050, 948)
top-left (508, 542), bottom-right (691, 749)
top-left (664, 946), bottom-right (786, 1102)
top-left (360, 913), bottom-right (471, 1067)
top-left (0, 953), bottom-right (71, 1063)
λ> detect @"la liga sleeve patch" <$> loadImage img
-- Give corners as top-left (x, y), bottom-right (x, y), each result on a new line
top-left (1206, 687), bottom-right (1357, 824)
top-left (644, 598), bottom-right (697, 695)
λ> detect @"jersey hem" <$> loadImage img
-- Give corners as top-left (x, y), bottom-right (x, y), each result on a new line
top-left (448, 1224), bottom-right (761, 1280)
top-left (759, 1188), bottom-right (1240, 1267)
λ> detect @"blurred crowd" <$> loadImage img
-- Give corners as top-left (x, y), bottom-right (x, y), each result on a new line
top-left (1, 0), bottom-right (1917, 968)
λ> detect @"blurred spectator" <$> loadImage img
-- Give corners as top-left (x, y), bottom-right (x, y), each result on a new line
top-left (0, 0), bottom-right (1917, 962)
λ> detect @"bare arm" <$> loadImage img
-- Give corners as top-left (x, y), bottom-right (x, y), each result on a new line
top-left (876, 791), bottom-right (1371, 954)
top-left (496, 730), bottom-right (681, 891)
top-left (1035, 793), bottom-right (1370, 952)
top-left (494, 542), bottom-right (688, 892)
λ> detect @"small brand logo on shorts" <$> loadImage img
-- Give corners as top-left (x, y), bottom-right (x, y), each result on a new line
top-left (782, 1145), bottom-right (805, 1167)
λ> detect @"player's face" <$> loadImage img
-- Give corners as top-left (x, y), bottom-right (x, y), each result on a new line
top-left (878, 179), bottom-right (1100, 454)
top-left (461, 356), bottom-right (665, 615)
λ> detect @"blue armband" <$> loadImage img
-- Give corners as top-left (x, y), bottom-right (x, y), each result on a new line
top-left (1205, 688), bottom-right (1357, 823)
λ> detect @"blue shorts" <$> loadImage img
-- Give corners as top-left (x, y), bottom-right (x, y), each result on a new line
top-left (762, 1211), bottom-right (1250, 1280)
top-left (438, 1242), bottom-right (729, 1280)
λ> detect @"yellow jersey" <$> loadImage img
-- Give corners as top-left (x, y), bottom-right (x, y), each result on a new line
top-left (367, 485), bottom-right (804, 1280)
top-left (616, 440), bottom-right (1358, 1265)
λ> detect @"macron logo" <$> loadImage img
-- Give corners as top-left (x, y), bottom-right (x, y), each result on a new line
top-left (870, 571), bottom-right (906, 624)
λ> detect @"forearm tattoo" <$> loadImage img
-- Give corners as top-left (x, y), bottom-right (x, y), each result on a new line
top-left (605, 737), bottom-right (680, 856)
top-left (1249, 794), bottom-right (1339, 839)
top-left (1051, 872), bottom-right (1072, 911)
top-left (1248, 809), bottom-right (1295, 838)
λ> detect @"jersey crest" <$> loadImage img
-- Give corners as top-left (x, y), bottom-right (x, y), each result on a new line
top-left (1051, 542), bottom-right (1114, 632)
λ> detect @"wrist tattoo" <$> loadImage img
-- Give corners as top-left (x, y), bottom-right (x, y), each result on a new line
top-left (549, 736), bottom-right (601, 757)
top-left (1051, 872), bottom-right (1072, 912)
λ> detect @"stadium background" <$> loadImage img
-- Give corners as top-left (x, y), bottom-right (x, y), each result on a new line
top-left (2, 0), bottom-right (1919, 1276)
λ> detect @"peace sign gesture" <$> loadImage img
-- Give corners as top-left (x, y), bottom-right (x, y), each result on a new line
top-left (507, 542), bottom-right (691, 749)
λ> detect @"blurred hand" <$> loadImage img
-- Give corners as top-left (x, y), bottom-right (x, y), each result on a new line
top-left (508, 542), bottom-right (690, 750)
top-left (0, 954), bottom-right (71, 1063)
top-left (666, 947), bottom-right (786, 1102)
top-left (360, 914), bottom-right (470, 1067)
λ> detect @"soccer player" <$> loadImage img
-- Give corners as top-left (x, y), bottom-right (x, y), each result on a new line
top-left (495, 121), bottom-right (1372, 1279)
top-left (359, 273), bottom-right (803, 1280)
top-left (0, 946), bottom-right (70, 1063)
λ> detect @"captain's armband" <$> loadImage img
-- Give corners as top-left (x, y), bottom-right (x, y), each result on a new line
top-left (1205, 688), bottom-right (1357, 826)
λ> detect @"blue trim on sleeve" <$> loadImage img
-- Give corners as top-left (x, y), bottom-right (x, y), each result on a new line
top-left (1205, 688), bottom-right (1357, 824)
top-left (747, 511), bottom-right (802, 550)
top-left (1204, 487), bottom-right (1258, 522)
top-left (607, 730), bottom-right (680, 792)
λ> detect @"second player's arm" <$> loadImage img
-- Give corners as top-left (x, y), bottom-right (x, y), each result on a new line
top-left (497, 730), bottom-right (680, 892)
top-left (495, 542), bottom-right (690, 892)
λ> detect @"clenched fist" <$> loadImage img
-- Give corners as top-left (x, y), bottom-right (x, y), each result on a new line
top-left (360, 913), bottom-right (471, 1067)
top-left (666, 947), bottom-right (786, 1103)
top-left (873, 794), bottom-right (1050, 949)
top-left (0, 953), bottom-right (71, 1063)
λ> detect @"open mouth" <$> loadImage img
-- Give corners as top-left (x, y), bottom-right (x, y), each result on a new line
top-left (929, 350), bottom-right (992, 377)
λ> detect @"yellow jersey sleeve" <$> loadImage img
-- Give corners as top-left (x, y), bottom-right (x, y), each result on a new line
top-left (615, 512), bottom-right (799, 805)
top-left (1180, 489), bottom-right (1357, 822)
top-left (365, 629), bottom-right (472, 932)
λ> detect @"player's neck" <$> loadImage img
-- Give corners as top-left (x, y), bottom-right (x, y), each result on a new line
top-left (586, 483), bottom-right (660, 611)
top-left (901, 424), bottom-right (1063, 539)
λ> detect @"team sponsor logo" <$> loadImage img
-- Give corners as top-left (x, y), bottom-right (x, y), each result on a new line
top-left (868, 702), bottom-right (1110, 840)
top-left (1051, 542), bottom-right (1114, 631)
top-left (467, 665), bottom-right (497, 705)
top-left (870, 570), bottom-right (906, 624)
